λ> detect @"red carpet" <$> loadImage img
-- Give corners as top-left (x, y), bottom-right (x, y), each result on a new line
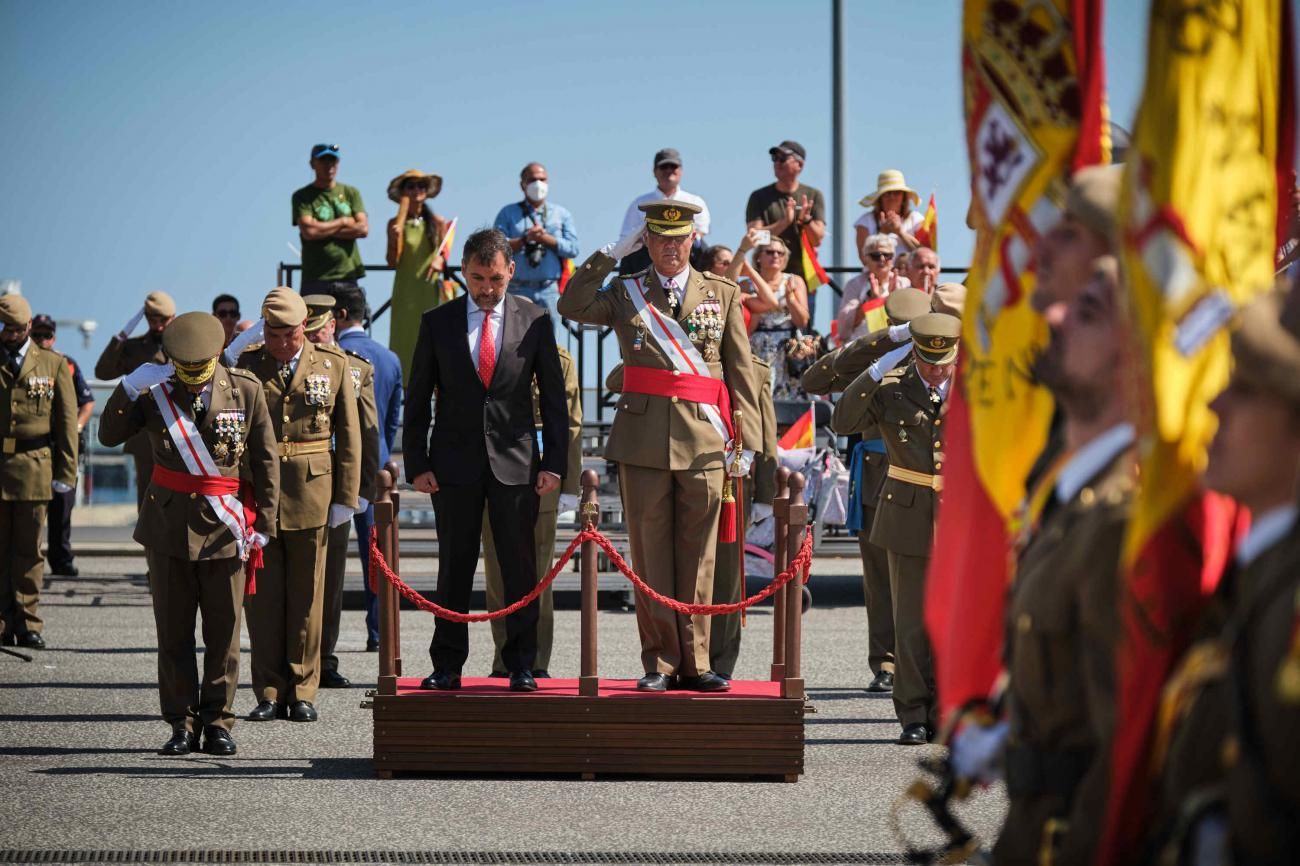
top-left (393, 677), bottom-right (785, 699)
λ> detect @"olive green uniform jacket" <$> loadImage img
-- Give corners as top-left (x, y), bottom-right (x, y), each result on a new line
top-left (1, 343), bottom-right (78, 499)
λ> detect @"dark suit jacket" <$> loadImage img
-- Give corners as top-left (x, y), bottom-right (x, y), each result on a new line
top-left (338, 327), bottom-right (403, 466)
top-left (403, 294), bottom-right (566, 487)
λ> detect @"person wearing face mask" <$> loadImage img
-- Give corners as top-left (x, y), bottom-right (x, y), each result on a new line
top-left (0, 294), bottom-right (78, 651)
top-left (493, 162), bottom-right (580, 335)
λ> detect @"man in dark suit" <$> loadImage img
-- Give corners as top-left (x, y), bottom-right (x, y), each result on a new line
top-left (331, 286), bottom-right (403, 654)
top-left (403, 228), bottom-right (567, 693)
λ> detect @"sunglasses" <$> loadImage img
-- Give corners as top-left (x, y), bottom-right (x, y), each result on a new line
top-left (866, 252), bottom-right (892, 262)
top-left (215, 309), bottom-right (241, 319)
top-left (401, 180), bottom-right (427, 191)
top-left (31, 332), bottom-right (54, 341)
top-left (762, 249), bottom-right (788, 257)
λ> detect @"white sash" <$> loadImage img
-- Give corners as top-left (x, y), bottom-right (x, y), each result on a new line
top-left (623, 276), bottom-right (731, 446)
top-left (150, 385), bottom-right (251, 558)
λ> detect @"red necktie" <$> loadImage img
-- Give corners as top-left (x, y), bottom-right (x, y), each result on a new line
top-left (478, 311), bottom-right (496, 387)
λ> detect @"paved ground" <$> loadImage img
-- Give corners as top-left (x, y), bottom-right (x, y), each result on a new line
top-left (0, 557), bottom-right (1007, 866)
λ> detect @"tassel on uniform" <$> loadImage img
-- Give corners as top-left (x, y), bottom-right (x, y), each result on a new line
top-left (244, 547), bottom-right (262, 596)
top-left (718, 477), bottom-right (737, 543)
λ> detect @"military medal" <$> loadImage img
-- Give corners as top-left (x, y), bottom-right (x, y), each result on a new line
top-left (213, 442), bottom-right (229, 459)
top-left (305, 374), bottom-right (331, 407)
top-left (26, 374), bottom-right (54, 399)
top-left (350, 366), bottom-right (362, 392)
top-left (314, 410), bottom-right (329, 431)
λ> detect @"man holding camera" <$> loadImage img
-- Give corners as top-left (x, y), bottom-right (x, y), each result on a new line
top-left (493, 162), bottom-right (579, 331)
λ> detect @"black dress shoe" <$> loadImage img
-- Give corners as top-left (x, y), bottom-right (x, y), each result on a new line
top-left (201, 726), bottom-right (237, 755)
top-left (420, 671), bottom-right (461, 691)
top-left (160, 730), bottom-right (199, 755)
top-left (678, 671), bottom-right (731, 692)
top-left (319, 670), bottom-right (352, 689)
top-left (16, 632), bottom-right (45, 650)
top-left (50, 563), bottom-right (78, 577)
top-left (487, 670), bottom-right (509, 679)
top-left (288, 701), bottom-right (318, 722)
top-left (637, 673), bottom-right (672, 692)
top-left (531, 669), bottom-right (551, 679)
top-left (898, 723), bottom-right (930, 746)
top-left (509, 670), bottom-right (538, 692)
top-left (365, 639), bottom-right (379, 652)
top-left (0, 632), bottom-right (13, 647)
top-left (246, 700), bottom-right (280, 722)
top-left (715, 672), bottom-right (732, 682)
top-left (866, 671), bottom-right (895, 693)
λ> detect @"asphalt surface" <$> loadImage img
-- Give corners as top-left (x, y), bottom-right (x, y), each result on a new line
top-left (0, 557), bottom-right (1007, 865)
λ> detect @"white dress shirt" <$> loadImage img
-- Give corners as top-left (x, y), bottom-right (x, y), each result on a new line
top-left (1055, 423), bottom-right (1136, 504)
top-left (654, 267), bottom-right (690, 297)
top-left (467, 297), bottom-right (505, 367)
top-left (620, 187), bottom-right (710, 240)
top-left (5, 337), bottom-right (31, 370)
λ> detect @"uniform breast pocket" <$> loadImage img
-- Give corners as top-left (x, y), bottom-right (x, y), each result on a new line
top-left (1011, 587), bottom-right (1076, 698)
top-left (618, 393), bottom-right (648, 415)
top-left (879, 478), bottom-right (916, 508)
top-left (306, 452), bottom-right (333, 478)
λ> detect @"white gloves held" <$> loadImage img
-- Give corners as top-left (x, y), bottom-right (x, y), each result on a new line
top-left (607, 228), bottom-right (646, 262)
top-left (242, 532), bottom-right (269, 560)
top-left (725, 446), bottom-right (755, 478)
top-left (52, 481), bottom-right (73, 494)
top-left (122, 362), bottom-right (175, 400)
top-left (867, 342), bottom-right (913, 383)
top-left (224, 318), bottom-right (265, 365)
top-left (557, 493), bottom-right (579, 512)
top-left (328, 503), bottom-right (357, 528)
top-left (119, 306), bottom-right (145, 339)
top-left (888, 322), bottom-right (913, 343)
top-left (949, 720), bottom-right (1009, 785)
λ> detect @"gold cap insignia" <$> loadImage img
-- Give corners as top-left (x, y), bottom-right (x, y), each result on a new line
top-left (663, 208), bottom-right (681, 221)
top-left (930, 337), bottom-right (945, 349)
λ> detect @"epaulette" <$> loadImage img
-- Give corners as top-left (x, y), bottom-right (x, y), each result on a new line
top-left (752, 356), bottom-right (771, 372)
top-left (314, 342), bottom-right (347, 359)
top-left (228, 366), bottom-right (261, 384)
top-left (343, 348), bottom-right (373, 368)
top-left (702, 270), bottom-right (740, 289)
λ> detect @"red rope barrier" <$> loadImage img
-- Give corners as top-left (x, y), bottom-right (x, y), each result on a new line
top-left (368, 523), bottom-right (813, 623)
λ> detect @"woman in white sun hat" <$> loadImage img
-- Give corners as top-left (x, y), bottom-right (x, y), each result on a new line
top-left (854, 169), bottom-right (925, 255)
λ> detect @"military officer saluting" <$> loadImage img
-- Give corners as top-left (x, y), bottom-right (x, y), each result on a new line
top-left (95, 291), bottom-right (175, 509)
top-left (301, 294), bottom-right (380, 690)
top-left (99, 312), bottom-right (279, 756)
top-left (238, 288), bottom-right (361, 723)
top-left (559, 200), bottom-right (762, 692)
top-left (0, 294), bottom-right (78, 650)
top-left (832, 312), bottom-right (960, 743)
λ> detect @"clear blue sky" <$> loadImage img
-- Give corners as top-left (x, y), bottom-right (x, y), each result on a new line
top-left (1, 0), bottom-right (1153, 361)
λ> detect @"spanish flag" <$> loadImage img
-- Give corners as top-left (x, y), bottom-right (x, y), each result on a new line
top-left (799, 228), bottom-right (829, 293)
top-left (1098, 1), bottom-right (1293, 861)
top-left (778, 405), bottom-right (814, 451)
top-left (926, 0), bottom-right (1110, 722)
top-left (558, 258), bottom-right (576, 294)
top-left (914, 193), bottom-right (938, 251)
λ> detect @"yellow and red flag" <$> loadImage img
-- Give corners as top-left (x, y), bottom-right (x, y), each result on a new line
top-left (799, 228), bottom-right (829, 293)
top-left (914, 193), bottom-right (938, 251)
top-left (778, 406), bottom-right (814, 451)
top-left (926, 0), bottom-right (1110, 720)
top-left (1098, 1), bottom-right (1293, 861)
top-left (558, 258), bottom-right (576, 293)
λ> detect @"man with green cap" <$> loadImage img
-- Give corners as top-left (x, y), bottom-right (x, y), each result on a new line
top-left (238, 287), bottom-right (361, 723)
top-left (832, 311), bottom-right (961, 743)
top-left (301, 294), bottom-right (380, 689)
top-left (99, 311), bottom-right (279, 755)
top-left (0, 294), bottom-right (78, 650)
top-left (559, 200), bottom-right (762, 692)
top-left (95, 290), bottom-right (176, 509)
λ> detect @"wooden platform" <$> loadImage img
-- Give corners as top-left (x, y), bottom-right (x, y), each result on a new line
top-left (370, 677), bottom-right (806, 781)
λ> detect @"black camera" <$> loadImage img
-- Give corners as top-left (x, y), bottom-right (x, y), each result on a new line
top-left (524, 240), bottom-right (546, 268)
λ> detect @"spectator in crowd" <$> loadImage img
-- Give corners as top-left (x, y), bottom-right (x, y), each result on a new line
top-left (837, 234), bottom-right (908, 345)
top-left (234, 320), bottom-right (255, 337)
top-left (740, 234), bottom-right (810, 400)
top-left (493, 162), bottom-right (579, 328)
top-left (332, 286), bottom-right (403, 653)
top-left (745, 140), bottom-right (826, 278)
top-left (292, 143), bottom-right (368, 293)
top-left (702, 244), bottom-right (735, 279)
top-left (616, 148), bottom-right (710, 275)
top-left (385, 169), bottom-right (449, 387)
top-left (854, 169), bottom-right (924, 255)
top-left (905, 246), bottom-right (940, 293)
top-left (31, 315), bottom-right (94, 577)
top-left (212, 294), bottom-right (241, 348)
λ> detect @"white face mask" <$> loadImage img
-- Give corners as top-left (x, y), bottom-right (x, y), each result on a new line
top-left (524, 179), bottom-right (548, 202)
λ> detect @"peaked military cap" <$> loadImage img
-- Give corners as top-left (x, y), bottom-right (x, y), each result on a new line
top-left (639, 199), bottom-right (701, 237)
top-left (164, 312), bottom-right (225, 385)
top-left (931, 282), bottom-right (966, 318)
top-left (302, 294), bottom-right (336, 333)
top-left (910, 312), bottom-right (962, 365)
top-left (144, 291), bottom-right (176, 318)
top-left (0, 294), bottom-right (32, 326)
top-left (262, 287), bottom-right (308, 328)
top-left (884, 288), bottom-right (931, 325)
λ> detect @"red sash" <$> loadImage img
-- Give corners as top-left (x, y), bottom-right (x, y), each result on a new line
top-left (621, 366), bottom-right (736, 440)
top-left (150, 464), bottom-right (263, 594)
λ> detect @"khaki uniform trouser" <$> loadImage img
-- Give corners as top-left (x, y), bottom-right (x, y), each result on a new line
top-left (888, 550), bottom-right (936, 729)
top-left (146, 550), bottom-right (244, 733)
top-left (709, 480), bottom-right (753, 677)
top-left (320, 521), bottom-right (351, 674)
top-left (620, 463), bottom-right (722, 678)
top-left (0, 500), bottom-right (47, 636)
top-left (483, 506), bottom-right (556, 673)
top-left (245, 525), bottom-right (327, 704)
top-left (858, 507), bottom-right (894, 676)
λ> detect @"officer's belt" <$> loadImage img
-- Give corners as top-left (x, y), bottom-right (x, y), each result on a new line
top-left (887, 464), bottom-right (943, 491)
top-left (1004, 744), bottom-right (1092, 800)
top-left (279, 439), bottom-right (332, 458)
top-left (621, 366), bottom-right (735, 438)
top-left (151, 464), bottom-right (240, 497)
top-left (0, 435), bottom-right (52, 457)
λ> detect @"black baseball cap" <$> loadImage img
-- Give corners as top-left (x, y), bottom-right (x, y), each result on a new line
top-left (31, 314), bottom-right (55, 334)
top-left (654, 148), bottom-right (682, 168)
top-left (769, 140), bottom-right (807, 161)
top-left (310, 143), bottom-right (341, 160)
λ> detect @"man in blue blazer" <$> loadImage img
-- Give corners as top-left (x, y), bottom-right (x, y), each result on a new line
top-left (331, 287), bottom-right (403, 653)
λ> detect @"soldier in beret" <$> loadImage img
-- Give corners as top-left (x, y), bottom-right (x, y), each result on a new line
top-left (99, 312), bottom-right (278, 755)
top-left (95, 291), bottom-right (176, 509)
top-left (302, 294), bottom-right (380, 689)
top-left (559, 200), bottom-right (762, 692)
top-left (238, 288), bottom-right (361, 723)
top-left (0, 294), bottom-right (78, 649)
top-left (832, 311), bottom-right (960, 743)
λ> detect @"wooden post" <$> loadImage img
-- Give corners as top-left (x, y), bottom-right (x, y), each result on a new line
top-left (579, 469), bottom-right (600, 697)
top-left (374, 467), bottom-right (399, 696)
top-left (386, 461), bottom-right (403, 679)
top-left (770, 467), bottom-right (790, 682)
top-left (782, 472), bottom-right (808, 701)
